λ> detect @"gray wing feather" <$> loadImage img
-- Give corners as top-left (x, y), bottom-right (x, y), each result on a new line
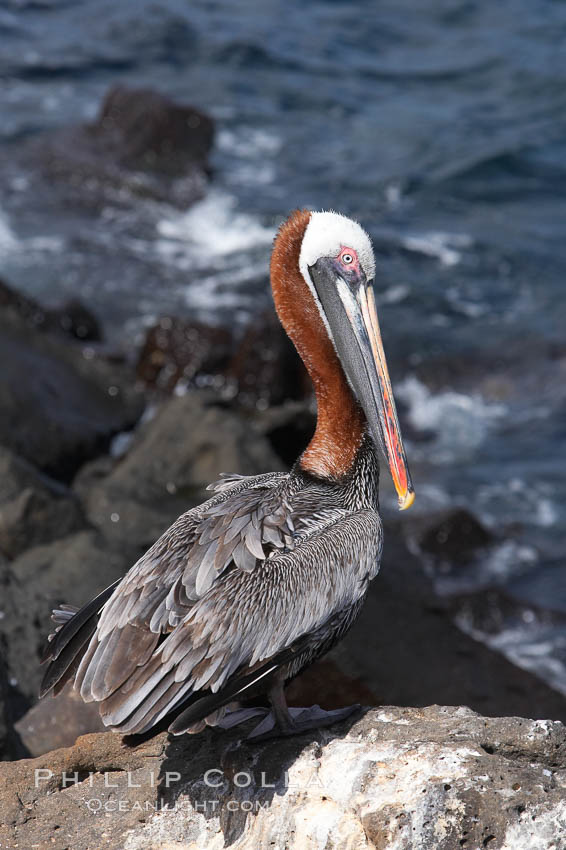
top-left (74, 472), bottom-right (292, 707)
top-left (97, 509), bottom-right (382, 733)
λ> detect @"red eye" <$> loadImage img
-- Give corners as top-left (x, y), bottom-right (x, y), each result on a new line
top-left (339, 247), bottom-right (358, 269)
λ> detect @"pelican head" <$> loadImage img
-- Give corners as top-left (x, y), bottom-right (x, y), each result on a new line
top-left (271, 209), bottom-right (414, 510)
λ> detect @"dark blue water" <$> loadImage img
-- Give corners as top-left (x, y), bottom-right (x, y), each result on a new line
top-left (1, 0), bottom-right (565, 688)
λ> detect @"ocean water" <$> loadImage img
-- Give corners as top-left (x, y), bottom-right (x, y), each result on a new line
top-left (0, 0), bottom-right (565, 686)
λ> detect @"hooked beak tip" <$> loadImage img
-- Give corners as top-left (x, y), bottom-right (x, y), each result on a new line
top-left (398, 488), bottom-right (415, 511)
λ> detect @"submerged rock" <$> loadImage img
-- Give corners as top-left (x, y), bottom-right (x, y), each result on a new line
top-left (96, 85), bottom-right (213, 176)
top-left (0, 277), bottom-right (101, 341)
top-left (1, 706), bottom-right (566, 850)
top-left (417, 507), bottom-right (495, 560)
top-left (33, 85), bottom-right (214, 208)
top-left (136, 316), bottom-right (233, 393)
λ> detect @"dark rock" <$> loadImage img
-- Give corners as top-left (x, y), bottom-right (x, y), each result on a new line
top-left (0, 277), bottom-right (102, 341)
top-left (331, 526), bottom-right (566, 724)
top-left (418, 507), bottom-right (495, 560)
top-left (35, 85), bottom-right (214, 208)
top-left (0, 531), bottom-right (136, 706)
top-left (0, 310), bottom-right (144, 481)
top-left (0, 486), bottom-right (85, 560)
top-left (2, 707), bottom-right (566, 849)
top-left (0, 528), bottom-right (138, 760)
top-left (285, 658), bottom-right (380, 710)
top-left (136, 316), bottom-right (233, 393)
top-left (75, 392), bottom-right (283, 549)
top-left (53, 299), bottom-right (102, 342)
top-left (449, 586), bottom-right (566, 638)
top-left (256, 401), bottom-right (316, 467)
top-left (96, 85), bottom-right (213, 174)
top-left (227, 308), bottom-right (311, 409)
top-left (135, 310), bottom-right (312, 411)
top-left (0, 447), bottom-right (86, 559)
top-left (0, 654), bottom-right (29, 762)
top-left (0, 446), bottom-right (63, 505)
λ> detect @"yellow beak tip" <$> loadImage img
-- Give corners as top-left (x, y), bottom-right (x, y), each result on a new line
top-left (398, 490), bottom-right (415, 511)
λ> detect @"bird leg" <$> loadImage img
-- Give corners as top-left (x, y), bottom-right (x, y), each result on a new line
top-left (246, 679), bottom-right (361, 742)
top-left (215, 705), bottom-right (270, 730)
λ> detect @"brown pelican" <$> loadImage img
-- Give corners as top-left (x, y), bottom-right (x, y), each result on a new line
top-left (40, 209), bottom-right (414, 740)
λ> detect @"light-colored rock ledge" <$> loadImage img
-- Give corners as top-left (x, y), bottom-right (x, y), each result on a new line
top-left (2, 705), bottom-right (566, 850)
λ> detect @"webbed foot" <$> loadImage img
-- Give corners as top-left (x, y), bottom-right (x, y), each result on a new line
top-left (246, 703), bottom-right (361, 742)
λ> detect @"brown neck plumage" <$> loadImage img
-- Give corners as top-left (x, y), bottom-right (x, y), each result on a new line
top-left (270, 209), bottom-right (366, 480)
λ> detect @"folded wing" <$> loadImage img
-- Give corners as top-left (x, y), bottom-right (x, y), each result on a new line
top-left (41, 471), bottom-right (382, 737)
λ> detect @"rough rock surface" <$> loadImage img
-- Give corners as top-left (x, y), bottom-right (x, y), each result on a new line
top-left (1, 706), bottom-right (566, 850)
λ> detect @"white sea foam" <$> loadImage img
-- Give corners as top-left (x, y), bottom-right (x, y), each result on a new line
top-left (0, 208), bottom-right (18, 251)
top-left (217, 127), bottom-right (281, 158)
top-left (0, 207), bottom-right (64, 258)
top-left (152, 191), bottom-right (276, 316)
top-left (377, 283), bottom-right (410, 304)
top-left (26, 235), bottom-right (64, 253)
top-left (476, 478), bottom-right (559, 530)
top-left (456, 615), bottom-right (566, 698)
top-left (446, 285), bottom-right (488, 317)
top-left (432, 539), bottom-right (538, 597)
top-left (384, 181), bottom-right (403, 206)
top-left (396, 374), bottom-right (505, 462)
top-left (401, 231), bottom-right (472, 266)
top-left (156, 191), bottom-right (275, 262)
top-left (180, 262), bottom-right (268, 312)
top-left (217, 128), bottom-right (280, 186)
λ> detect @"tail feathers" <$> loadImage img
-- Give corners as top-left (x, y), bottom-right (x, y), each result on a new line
top-left (40, 605), bottom-right (78, 663)
top-left (39, 579), bottom-right (121, 698)
top-left (52, 604), bottom-right (80, 624)
top-left (168, 647), bottom-right (295, 735)
top-left (40, 615), bottom-right (99, 697)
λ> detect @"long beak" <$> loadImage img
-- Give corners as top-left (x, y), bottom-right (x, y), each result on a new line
top-left (345, 280), bottom-right (414, 509)
top-left (310, 262), bottom-right (414, 510)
